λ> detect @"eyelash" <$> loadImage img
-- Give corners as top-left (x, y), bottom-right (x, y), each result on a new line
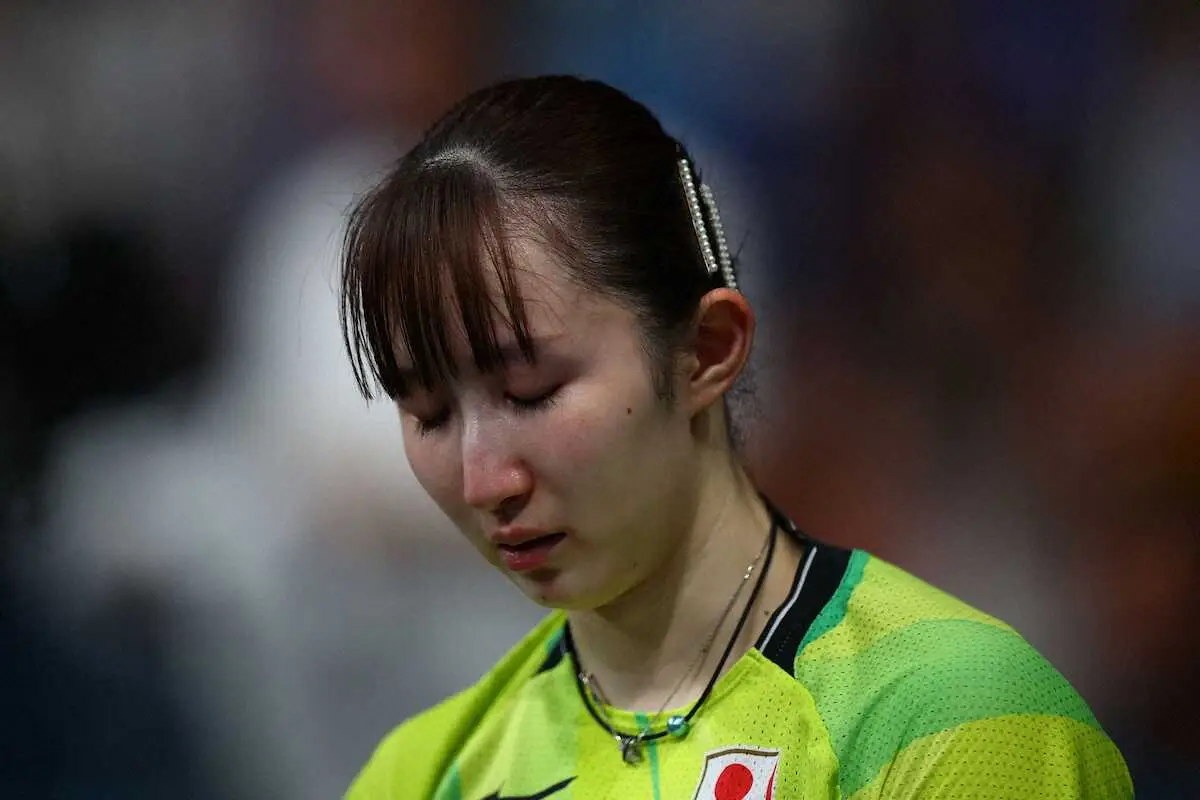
top-left (412, 388), bottom-right (561, 437)
top-left (509, 388), bottom-right (560, 414)
top-left (414, 409), bottom-right (451, 437)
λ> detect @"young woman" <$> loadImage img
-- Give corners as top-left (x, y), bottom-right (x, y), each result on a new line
top-left (339, 76), bottom-right (1132, 799)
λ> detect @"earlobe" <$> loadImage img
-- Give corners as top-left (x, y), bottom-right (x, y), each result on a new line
top-left (686, 289), bottom-right (755, 415)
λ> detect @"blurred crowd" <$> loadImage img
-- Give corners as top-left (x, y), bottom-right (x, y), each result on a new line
top-left (2, 1), bottom-right (1196, 797)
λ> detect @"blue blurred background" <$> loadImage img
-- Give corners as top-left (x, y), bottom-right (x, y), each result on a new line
top-left (2, 1), bottom-right (1197, 796)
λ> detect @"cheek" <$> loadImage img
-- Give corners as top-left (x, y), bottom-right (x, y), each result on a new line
top-left (533, 381), bottom-right (677, 495)
top-left (402, 430), bottom-right (462, 514)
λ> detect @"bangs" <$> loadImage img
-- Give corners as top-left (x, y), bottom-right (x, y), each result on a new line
top-left (340, 156), bottom-right (537, 400)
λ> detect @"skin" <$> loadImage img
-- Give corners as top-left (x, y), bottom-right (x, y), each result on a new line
top-left (394, 240), bottom-right (804, 710)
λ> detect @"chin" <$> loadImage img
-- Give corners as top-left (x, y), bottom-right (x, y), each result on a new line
top-left (515, 573), bottom-right (588, 610)
top-left (512, 567), bottom-right (624, 613)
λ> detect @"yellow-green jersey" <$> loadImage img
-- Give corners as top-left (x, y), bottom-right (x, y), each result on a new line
top-left (348, 526), bottom-right (1133, 799)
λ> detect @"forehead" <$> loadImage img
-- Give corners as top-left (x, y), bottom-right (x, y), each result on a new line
top-left (481, 239), bottom-right (585, 329)
top-left (392, 237), bottom-right (605, 380)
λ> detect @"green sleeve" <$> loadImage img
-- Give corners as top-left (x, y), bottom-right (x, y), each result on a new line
top-left (345, 689), bottom-right (475, 800)
top-left (345, 613), bottom-right (566, 799)
top-left (860, 712), bottom-right (1133, 799)
top-left (799, 615), bottom-right (1134, 799)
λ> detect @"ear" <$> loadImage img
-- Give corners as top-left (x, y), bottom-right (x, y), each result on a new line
top-left (681, 289), bottom-right (755, 416)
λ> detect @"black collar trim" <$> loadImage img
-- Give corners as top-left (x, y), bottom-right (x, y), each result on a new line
top-left (754, 505), bottom-right (853, 674)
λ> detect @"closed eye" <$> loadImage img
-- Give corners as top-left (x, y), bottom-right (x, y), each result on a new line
top-left (507, 386), bottom-right (560, 413)
top-left (408, 386), bottom-right (561, 435)
top-left (412, 407), bottom-right (451, 436)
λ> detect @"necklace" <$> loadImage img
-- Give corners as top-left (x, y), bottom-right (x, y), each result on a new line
top-left (579, 526), bottom-right (770, 743)
top-left (567, 513), bottom-right (779, 765)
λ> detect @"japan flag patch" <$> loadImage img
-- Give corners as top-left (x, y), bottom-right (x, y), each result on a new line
top-left (690, 746), bottom-right (781, 800)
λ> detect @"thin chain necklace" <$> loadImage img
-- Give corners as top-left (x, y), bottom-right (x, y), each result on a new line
top-left (580, 527), bottom-right (770, 736)
top-left (566, 513), bottom-right (779, 765)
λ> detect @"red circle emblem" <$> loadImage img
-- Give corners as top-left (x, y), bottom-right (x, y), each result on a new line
top-left (714, 763), bottom-right (754, 800)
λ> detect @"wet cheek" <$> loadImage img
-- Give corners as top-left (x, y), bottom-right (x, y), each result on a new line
top-left (542, 435), bottom-right (595, 481)
top-left (532, 402), bottom-right (646, 486)
top-left (402, 435), bottom-right (462, 514)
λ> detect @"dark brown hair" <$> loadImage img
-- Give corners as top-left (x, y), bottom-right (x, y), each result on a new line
top-left (340, 75), bottom-right (737, 405)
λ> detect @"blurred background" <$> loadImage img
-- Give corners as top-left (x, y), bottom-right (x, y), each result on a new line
top-left (2, 0), bottom-right (1196, 796)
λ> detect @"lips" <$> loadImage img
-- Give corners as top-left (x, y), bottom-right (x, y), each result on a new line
top-left (490, 525), bottom-right (558, 547)
top-left (493, 531), bottom-right (566, 572)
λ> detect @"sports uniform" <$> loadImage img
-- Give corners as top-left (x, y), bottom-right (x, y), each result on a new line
top-left (348, 516), bottom-right (1132, 799)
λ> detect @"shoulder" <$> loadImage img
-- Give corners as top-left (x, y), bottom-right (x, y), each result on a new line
top-left (798, 552), bottom-right (1090, 701)
top-left (793, 551), bottom-right (1132, 799)
top-left (345, 612), bottom-right (566, 799)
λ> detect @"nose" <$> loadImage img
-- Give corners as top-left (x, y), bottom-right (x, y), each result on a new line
top-left (461, 423), bottom-right (532, 520)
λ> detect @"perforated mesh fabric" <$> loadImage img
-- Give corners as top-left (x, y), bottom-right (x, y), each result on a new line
top-left (845, 715), bottom-right (1133, 800)
top-left (796, 557), bottom-right (1132, 798)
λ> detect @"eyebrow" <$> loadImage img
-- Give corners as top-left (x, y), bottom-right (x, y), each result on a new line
top-left (392, 335), bottom-right (563, 399)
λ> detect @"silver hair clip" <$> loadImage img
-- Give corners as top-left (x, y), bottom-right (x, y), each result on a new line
top-left (699, 183), bottom-right (737, 292)
top-left (677, 158), bottom-right (738, 291)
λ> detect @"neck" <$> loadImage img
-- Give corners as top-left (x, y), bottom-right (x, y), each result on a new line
top-left (566, 454), bottom-right (803, 712)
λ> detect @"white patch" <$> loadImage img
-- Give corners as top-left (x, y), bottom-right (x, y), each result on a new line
top-left (690, 746), bottom-right (781, 800)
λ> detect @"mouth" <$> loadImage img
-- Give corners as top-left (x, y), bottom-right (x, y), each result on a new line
top-left (496, 532), bottom-right (566, 572)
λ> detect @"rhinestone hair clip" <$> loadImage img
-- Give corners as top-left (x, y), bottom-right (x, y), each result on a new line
top-left (677, 158), bottom-right (738, 292)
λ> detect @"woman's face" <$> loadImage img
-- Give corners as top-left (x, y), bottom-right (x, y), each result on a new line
top-left (394, 243), bottom-right (701, 609)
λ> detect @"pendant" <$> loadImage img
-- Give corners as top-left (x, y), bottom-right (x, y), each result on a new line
top-left (619, 735), bottom-right (643, 765)
top-left (667, 715), bottom-right (690, 738)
